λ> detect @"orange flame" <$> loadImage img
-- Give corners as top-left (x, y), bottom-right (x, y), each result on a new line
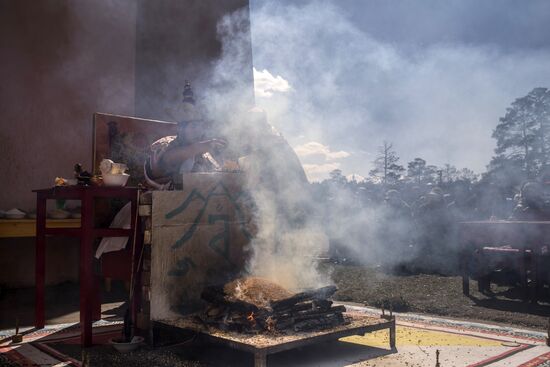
top-left (247, 312), bottom-right (256, 327)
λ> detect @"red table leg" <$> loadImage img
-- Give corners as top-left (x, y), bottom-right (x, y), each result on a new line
top-left (92, 272), bottom-right (102, 321)
top-left (80, 190), bottom-right (93, 346)
top-left (35, 193), bottom-right (47, 329)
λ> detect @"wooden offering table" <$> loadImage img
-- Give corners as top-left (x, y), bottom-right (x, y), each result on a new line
top-left (33, 185), bottom-right (142, 346)
top-left (459, 220), bottom-right (550, 302)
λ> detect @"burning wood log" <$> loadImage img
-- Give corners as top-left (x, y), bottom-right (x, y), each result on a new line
top-left (293, 313), bottom-right (345, 332)
top-left (199, 279), bottom-right (346, 333)
top-left (293, 305), bottom-right (347, 320)
top-left (270, 285), bottom-right (337, 311)
top-left (313, 299), bottom-right (333, 310)
top-left (268, 305), bottom-right (347, 331)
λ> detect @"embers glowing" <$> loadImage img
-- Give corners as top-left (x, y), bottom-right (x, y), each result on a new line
top-left (247, 311), bottom-right (257, 327)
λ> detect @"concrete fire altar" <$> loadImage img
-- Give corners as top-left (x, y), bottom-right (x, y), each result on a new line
top-left (140, 172), bottom-right (395, 367)
top-left (149, 172), bottom-right (255, 320)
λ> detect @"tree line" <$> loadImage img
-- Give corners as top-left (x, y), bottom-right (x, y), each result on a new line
top-left (317, 87), bottom-right (550, 212)
top-left (306, 87), bottom-right (550, 270)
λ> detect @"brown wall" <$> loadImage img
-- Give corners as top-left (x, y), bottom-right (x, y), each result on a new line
top-left (0, 0), bottom-right (137, 211)
top-left (0, 0), bottom-right (253, 288)
top-left (135, 0), bottom-right (254, 121)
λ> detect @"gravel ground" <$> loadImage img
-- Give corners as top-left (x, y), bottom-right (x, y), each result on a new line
top-left (14, 264), bottom-right (549, 366)
top-left (53, 343), bottom-right (205, 367)
top-left (328, 263), bottom-right (550, 330)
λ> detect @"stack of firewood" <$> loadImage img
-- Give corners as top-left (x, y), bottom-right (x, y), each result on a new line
top-left (200, 283), bottom-right (348, 333)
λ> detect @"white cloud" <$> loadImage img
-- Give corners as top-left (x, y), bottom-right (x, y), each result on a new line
top-left (294, 141), bottom-right (351, 181)
top-left (302, 162), bottom-right (341, 182)
top-left (253, 67), bottom-right (292, 98)
top-left (346, 173), bottom-right (366, 183)
top-left (251, 1), bottom-right (550, 177)
top-left (294, 141), bottom-right (350, 161)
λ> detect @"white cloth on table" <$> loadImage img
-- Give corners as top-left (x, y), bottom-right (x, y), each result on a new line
top-left (95, 202), bottom-right (132, 258)
top-left (95, 156), bottom-right (197, 258)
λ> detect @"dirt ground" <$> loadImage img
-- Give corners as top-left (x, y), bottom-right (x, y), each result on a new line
top-left (2, 266), bottom-right (549, 366)
top-left (53, 344), bottom-right (205, 367)
top-left (46, 266), bottom-right (550, 367)
top-left (328, 262), bottom-right (550, 331)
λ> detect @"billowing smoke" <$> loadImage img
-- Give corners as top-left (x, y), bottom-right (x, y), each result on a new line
top-left (250, 0), bottom-right (550, 178)
top-left (244, 0), bottom-right (550, 273)
top-left (200, 0), bottom-right (550, 284)
top-left (201, 7), bottom-right (331, 290)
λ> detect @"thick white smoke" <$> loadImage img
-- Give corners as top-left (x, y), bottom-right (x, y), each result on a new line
top-left (201, 1), bottom-right (550, 285)
top-left (203, 7), bottom-right (331, 290)
top-left (250, 0), bottom-right (550, 180)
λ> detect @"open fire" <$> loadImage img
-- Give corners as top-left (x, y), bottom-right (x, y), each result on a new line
top-left (200, 277), bottom-right (349, 333)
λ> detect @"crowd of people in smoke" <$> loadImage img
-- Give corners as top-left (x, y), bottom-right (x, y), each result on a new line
top-left (306, 87), bottom-right (550, 274)
top-left (310, 165), bottom-right (550, 274)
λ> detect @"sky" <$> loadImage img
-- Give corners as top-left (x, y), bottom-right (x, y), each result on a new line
top-left (249, 0), bottom-right (550, 182)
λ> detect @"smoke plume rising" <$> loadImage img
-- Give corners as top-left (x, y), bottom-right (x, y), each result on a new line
top-left (203, 7), bottom-right (331, 290)
top-left (201, 1), bottom-right (550, 286)
top-left (250, 0), bottom-right (550, 180)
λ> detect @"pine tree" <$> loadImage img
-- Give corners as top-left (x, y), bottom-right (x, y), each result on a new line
top-left (369, 141), bottom-right (404, 185)
top-left (328, 169), bottom-right (347, 185)
top-left (490, 88), bottom-right (550, 179)
top-left (406, 157), bottom-right (437, 184)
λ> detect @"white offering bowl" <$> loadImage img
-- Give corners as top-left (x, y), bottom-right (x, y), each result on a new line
top-left (110, 336), bottom-right (144, 353)
top-left (102, 173), bottom-right (130, 187)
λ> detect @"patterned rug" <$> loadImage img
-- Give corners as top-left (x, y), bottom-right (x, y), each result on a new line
top-left (0, 320), bottom-right (122, 366)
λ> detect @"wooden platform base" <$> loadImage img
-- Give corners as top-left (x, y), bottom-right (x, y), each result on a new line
top-left (155, 313), bottom-right (396, 367)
